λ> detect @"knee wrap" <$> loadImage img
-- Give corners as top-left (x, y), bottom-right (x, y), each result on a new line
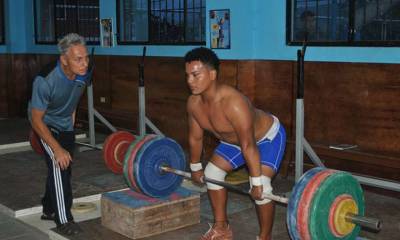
top-left (249, 175), bottom-right (273, 205)
top-left (204, 162), bottom-right (227, 190)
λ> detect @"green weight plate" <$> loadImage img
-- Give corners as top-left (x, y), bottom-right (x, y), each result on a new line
top-left (123, 136), bottom-right (145, 189)
top-left (309, 171), bottom-right (365, 240)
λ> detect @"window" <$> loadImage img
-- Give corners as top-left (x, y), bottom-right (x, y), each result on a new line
top-left (34, 0), bottom-right (100, 44)
top-left (117, 0), bottom-right (205, 44)
top-left (0, 0), bottom-right (4, 44)
top-left (287, 0), bottom-right (400, 46)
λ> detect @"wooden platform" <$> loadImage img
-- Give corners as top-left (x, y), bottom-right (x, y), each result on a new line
top-left (101, 187), bottom-right (200, 239)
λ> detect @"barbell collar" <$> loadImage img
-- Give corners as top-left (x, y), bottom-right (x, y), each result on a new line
top-left (345, 213), bottom-right (382, 231)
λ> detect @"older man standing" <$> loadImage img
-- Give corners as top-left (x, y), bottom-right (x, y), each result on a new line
top-left (28, 33), bottom-right (89, 236)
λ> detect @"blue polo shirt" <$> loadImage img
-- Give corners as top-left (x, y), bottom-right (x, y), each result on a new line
top-left (28, 61), bottom-right (88, 131)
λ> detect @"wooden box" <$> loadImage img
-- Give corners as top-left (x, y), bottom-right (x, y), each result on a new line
top-left (101, 187), bottom-right (200, 239)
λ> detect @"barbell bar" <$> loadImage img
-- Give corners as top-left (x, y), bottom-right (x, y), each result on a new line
top-left (161, 166), bottom-right (289, 203)
top-left (159, 165), bottom-right (381, 232)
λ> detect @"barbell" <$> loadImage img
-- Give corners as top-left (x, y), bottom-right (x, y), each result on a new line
top-left (101, 131), bottom-right (381, 240)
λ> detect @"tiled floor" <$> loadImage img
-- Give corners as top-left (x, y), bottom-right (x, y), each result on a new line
top-left (0, 211), bottom-right (49, 240)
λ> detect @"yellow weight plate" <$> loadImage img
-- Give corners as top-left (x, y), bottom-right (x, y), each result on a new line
top-left (333, 197), bottom-right (358, 236)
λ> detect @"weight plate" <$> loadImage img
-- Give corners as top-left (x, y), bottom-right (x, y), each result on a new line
top-left (103, 131), bottom-right (135, 174)
top-left (123, 134), bottom-right (159, 191)
top-left (134, 137), bottom-right (186, 198)
top-left (297, 169), bottom-right (336, 240)
top-left (71, 202), bottom-right (97, 214)
top-left (287, 167), bottom-right (325, 240)
top-left (309, 171), bottom-right (365, 240)
top-left (123, 136), bottom-right (144, 189)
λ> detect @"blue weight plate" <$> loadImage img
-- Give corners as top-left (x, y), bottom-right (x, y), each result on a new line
top-left (287, 167), bottom-right (325, 240)
top-left (134, 137), bottom-right (186, 198)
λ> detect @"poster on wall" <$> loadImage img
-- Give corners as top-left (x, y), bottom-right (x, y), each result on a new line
top-left (210, 9), bottom-right (230, 49)
top-left (100, 18), bottom-right (114, 47)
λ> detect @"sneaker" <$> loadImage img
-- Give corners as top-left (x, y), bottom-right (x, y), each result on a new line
top-left (40, 213), bottom-right (55, 221)
top-left (199, 223), bottom-right (233, 240)
top-left (56, 221), bottom-right (82, 236)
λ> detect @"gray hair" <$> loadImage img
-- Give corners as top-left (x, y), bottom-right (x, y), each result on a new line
top-left (57, 33), bottom-right (86, 55)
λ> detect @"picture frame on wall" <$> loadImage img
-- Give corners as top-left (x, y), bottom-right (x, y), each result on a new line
top-left (210, 9), bottom-right (230, 49)
top-left (100, 18), bottom-right (114, 47)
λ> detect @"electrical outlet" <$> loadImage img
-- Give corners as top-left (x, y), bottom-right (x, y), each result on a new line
top-left (100, 97), bottom-right (106, 103)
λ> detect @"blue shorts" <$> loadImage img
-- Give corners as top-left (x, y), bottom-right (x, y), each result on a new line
top-left (214, 121), bottom-right (286, 172)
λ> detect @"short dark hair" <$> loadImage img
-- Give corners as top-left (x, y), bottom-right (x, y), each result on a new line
top-left (184, 47), bottom-right (220, 72)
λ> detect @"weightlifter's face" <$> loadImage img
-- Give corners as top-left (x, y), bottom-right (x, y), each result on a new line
top-left (185, 60), bottom-right (217, 95)
top-left (61, 44), bottom-right (89, 79)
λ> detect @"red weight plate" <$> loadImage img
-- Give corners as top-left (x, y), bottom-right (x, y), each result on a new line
top-left (297, 169), bottom-right (336, 240)
top-left (126, 135), bottom-right (158, 192)
top-left (29, 129), bottom-right (44, 155)
top-left (103, 131), bottom-right (135, 174)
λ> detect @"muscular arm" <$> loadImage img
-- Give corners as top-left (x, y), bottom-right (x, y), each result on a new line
top-left (187, 101), bottom-right (204, 164)
top-left (187, 99), bottom-right (206, 183)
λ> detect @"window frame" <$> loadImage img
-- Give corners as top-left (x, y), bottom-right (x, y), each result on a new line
top-left (34, 0), bottom-right (100, 45)
top-left (286, 0), bottom-right (400, 47)
top-left (0, 0), bottom-right (4, 45)
top-left (116, 0), bottom-right (206, 45)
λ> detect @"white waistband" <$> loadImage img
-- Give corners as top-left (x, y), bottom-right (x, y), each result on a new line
top-left (257, 115), bottom-right (280, 143)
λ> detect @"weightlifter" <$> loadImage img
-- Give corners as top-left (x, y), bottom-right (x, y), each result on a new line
top-left (27, 33), bottom-right (90, 235)
top-left (185, 47), bottom-right (287, 240)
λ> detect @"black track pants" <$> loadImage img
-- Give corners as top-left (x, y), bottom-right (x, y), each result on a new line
top-left (40, 127), bottom-right (75, 226)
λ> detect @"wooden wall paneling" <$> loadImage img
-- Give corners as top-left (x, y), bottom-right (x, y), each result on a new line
top-left (236, 60), bottom-right (256, 102)
top-left (218, 60), bottom-right (238, 87)
top-left (109, 55), bottom-right (138, 116)
top-left (91, 55), bottom-right (111, 109)
top-left (253, 60), bottom-right (296, 176)
top-left (303, 62), bottom-right (360, 146)
top-left (0, 54), bottom-right (10, 117)
top-left (315, 149), bottom-right (400, 182)
top-left (303, 62), bottom-right (400, 155)
top-left (8, 54), bottom-right (42, 117)
top-left (145, 57), bottom-right (189, 148)
top-left (349, 63), bottom-right (400, 154)
top-left (254, 60), bottom-right (295, 137)
top-left (37, 54), bottom-right (58, 67)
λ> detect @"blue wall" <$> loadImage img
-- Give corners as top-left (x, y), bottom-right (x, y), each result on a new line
top-left (1, 0), bottom-right (399, 63)
top-left (254, 1), bottom-right (400, 63)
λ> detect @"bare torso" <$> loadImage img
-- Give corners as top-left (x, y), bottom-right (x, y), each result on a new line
top-left (188, 84), bottom-right (273, 144)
